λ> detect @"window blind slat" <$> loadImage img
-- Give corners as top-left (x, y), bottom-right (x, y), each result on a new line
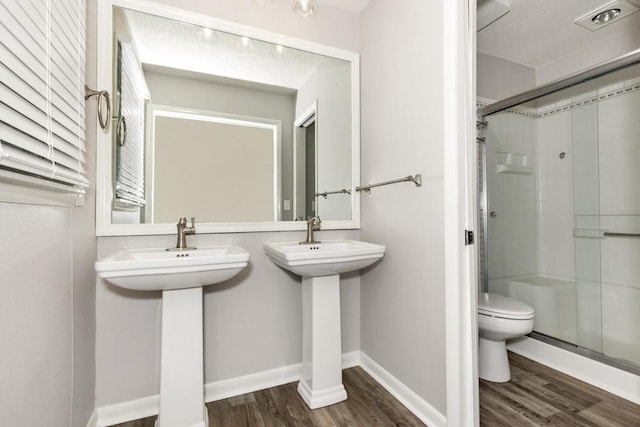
top-left (114, 41), bottom-right (148, 206)
top-left (0, 121), bottom-right (50, 159)
top-left (0, 23), bottom-right (47, 86)
top-left (0, 66), bottom-right (47, 115)
top-left (0, 102), bottom-right (49, 144)
top-left (51, 2), bottom-right (83, 72)
top-left (0, 82), bottom-right (48, 130)
top-left (0, 0), bottom-right (88, 193)
top-left (0, 44), bottom-right (47, 101)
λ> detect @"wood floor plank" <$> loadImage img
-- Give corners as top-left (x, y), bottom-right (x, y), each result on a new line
top-left (479, 383), bottom-right (544, 427)
top-left (545, 410), bottom-right (604, 427)
top-left (579, 399), bottom-right (640, 427)
top-left (480, 351), bottom-right (640, 427)
top-left (342, 367), bottom-right (422, 426)
top-left (112, 354), bottom-right (640, 427)
top-left (480, 378), bottom-right (560, 418)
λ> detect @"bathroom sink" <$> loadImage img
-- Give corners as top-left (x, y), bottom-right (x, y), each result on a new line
top-left (264, 238), bottom-right (385, 409)
top-left (95, 245), bottom-right (250, 291)
top-left (263, 239), bottom-right (385, 277)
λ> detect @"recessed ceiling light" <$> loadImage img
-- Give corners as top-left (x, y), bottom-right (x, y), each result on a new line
top-left (575, 0), bottom-right (639, 31)
top-left (591, 8), bottom-right (621, 25)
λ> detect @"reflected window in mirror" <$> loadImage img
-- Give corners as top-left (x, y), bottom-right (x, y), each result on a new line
top-left (145, 106), bottom-right (282, 223)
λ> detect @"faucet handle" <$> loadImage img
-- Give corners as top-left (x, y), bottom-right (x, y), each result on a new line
top-left (190, 217), bottom-right (196, 229)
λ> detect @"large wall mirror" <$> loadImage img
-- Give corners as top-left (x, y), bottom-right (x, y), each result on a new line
top-left (96, 0), bottom-right (360, 235)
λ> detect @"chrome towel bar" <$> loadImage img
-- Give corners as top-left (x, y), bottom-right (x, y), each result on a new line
top-left (315, 189), bottom-right (351, 199)
top-left (356, 174), bottom-right (422, 195)
top-left (603, 232), bottom-right (640, 238)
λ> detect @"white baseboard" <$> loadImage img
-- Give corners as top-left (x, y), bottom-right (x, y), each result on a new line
top-left (92, 351), bottom-right (364, 427)
top-left (359, 352), bottom-right (447, 427)
top-left (508, 336), bottom-right (640, 404)
top-left (94, 395), bottom-right (159, 427)
top-left (204, 362), bottom-right (302, 403)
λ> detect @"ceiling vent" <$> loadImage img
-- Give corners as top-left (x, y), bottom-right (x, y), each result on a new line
top-left (575, 0), bottom-right (639, 31)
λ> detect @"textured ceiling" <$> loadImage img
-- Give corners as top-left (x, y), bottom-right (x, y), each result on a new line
top-left (477, 0), bottom-right (640, 69)
top-left (124, 8), bottom-right (339, 90)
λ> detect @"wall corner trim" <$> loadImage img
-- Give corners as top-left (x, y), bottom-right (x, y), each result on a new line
top-left (359, 352), bottom-right (447, 427)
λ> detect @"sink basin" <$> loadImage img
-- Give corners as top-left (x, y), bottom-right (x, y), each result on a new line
top-left (95, 245), bottom-right (250, 291)
top-left (263, 239), bottom-right (385, 277)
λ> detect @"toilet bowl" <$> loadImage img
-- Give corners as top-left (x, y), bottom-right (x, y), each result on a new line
top-left (478, 292), bottom-right (534, 382)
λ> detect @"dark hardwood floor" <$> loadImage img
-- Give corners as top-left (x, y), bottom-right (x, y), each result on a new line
top-left (111, 366), bottom-right (426, 427)
top-left (480, 351), bottom-right (640, 426)
top-left (112, 353), bottom-right (640, 427)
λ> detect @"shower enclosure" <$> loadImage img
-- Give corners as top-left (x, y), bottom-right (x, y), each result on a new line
top-left (479, 53), bottom-right (640, 372)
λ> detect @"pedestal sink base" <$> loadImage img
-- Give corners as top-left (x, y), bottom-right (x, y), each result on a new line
top-left (299, 275), bottom-right (347, 409)
top-left (297, 379), bottom-right (347, 409)
top-left (157, 287), bottom-right (208, 427)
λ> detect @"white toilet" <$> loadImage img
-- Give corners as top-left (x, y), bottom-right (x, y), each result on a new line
top-left (478, 292), bottom-right (535, 382)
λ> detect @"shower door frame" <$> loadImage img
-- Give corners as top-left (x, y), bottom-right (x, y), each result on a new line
top-left (478, 48), bottom-right (640, 375)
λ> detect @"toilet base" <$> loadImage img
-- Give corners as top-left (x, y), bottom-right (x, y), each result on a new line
top-left (478, 337), bottom-right (510, 382)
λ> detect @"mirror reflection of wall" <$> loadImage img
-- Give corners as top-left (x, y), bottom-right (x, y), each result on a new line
top-left (109, 6), bottom-right (354, 227)
top-left (146, 107), bottom-right (281, 223)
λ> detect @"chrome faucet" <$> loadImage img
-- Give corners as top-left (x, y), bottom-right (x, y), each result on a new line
top-left (300, 216), bottom-right (321, 244)
top-left (167, 217), bottom-right (196, 251)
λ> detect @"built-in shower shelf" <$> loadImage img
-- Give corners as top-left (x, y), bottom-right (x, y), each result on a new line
top-left (496, 164), bottom-right (531, 174)
top-left (496, 151), bottom-right (531, 175)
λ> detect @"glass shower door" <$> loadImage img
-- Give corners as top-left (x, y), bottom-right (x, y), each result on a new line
top-left (570, 78), bottom-right (603, 354)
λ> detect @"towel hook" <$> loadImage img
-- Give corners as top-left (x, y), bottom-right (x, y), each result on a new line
top-left (85, 85), bottom-right (111, 130)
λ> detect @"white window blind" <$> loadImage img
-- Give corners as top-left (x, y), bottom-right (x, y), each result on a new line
top-left (114, 41), bottom-right (148, 207)
top-left (0, 0), bottom-right (88, 195)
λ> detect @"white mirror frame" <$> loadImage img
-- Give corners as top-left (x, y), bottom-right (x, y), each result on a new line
top-left (96, 0), bottom-right (361, 236)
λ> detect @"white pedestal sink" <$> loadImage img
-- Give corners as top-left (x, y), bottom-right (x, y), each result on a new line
top-left (263, 239), bottom-right (385, 409)
top-left (95, 245), bottom-right (250, 427)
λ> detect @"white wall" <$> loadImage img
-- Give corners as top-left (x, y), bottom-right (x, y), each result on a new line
top-left (73, 2), bottom-right (99, 424)
top-left (0, 205), bottom-right (73, 426)
top-left (94, 0), bottom-right (361, 408)
top-left (477, 53), bottom-right (536, 100)
top-left (316, 60), bottom-right (352, 220)
top-left (359, 0), bottom-right (447, 416)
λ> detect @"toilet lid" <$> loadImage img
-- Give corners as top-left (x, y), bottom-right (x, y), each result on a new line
top-left (478, 292), bottom-right (534, 320)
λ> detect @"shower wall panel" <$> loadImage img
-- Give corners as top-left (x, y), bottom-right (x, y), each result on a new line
top-left (598, 88), bottom-right (640, 365)
top-left (485, 113), bottom-right (538, 280)
top-left (536, 112), bottom-right (575, 279)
